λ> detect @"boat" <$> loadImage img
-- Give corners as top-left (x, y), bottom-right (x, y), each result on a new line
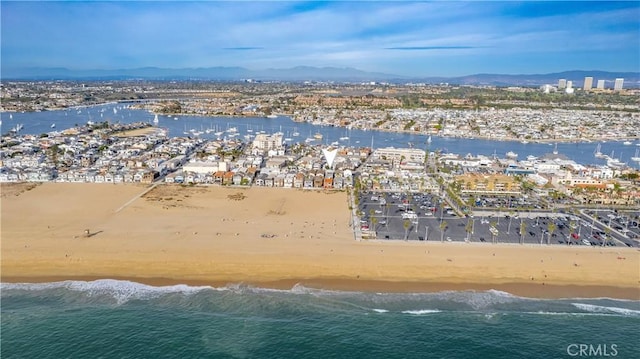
top-left (607, 158), bottom-right (625, 167)
top-left (623, 141), bottom-right (632, 145)
top-left (520, 140), bottom-right (529, 144)
top-left (51, 123), bottom-right (56, 128)
top-left (594, 143), bottom-right (605, 158)
top-left (266, 114), bottom-right (278, 119)
top-left (292, 131), bottom-right (300, 137)
top-left (631, 149), bottom-right (640, 162)
top-left (314, 133), bottom-right (323, 140)
top-left (607, 152), bottom-right (626, 167)
top-left (506, 151), bottom-right (518, 159)
top-left (339, 136), bottom-right (349, 141)
top-left (153, 114), bottom-right (159, 125)
top-left (10, 123), bottom-right (23, 133)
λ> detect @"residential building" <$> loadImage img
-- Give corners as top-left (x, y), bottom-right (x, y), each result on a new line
top-left (583, 76), bottom-right (593, 91)
top-left (614, 78), bottom-right (624, 91)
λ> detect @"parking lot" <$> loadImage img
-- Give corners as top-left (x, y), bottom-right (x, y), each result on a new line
top-left (356, 191), bottom-right (639, 248)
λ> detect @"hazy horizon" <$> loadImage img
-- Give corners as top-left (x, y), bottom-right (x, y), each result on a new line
top-left (2, 1), bottom-right (639, 77)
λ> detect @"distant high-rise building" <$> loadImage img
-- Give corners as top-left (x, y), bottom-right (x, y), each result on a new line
top-left (558, 79), bottom-right (567, 89)
top-left (614, 78), bottom-right (624, 91)
top-left (566, 80), bottom-right (573, 89)
top-left (597, 79), bottom-right (605, 89)
top-left (583, 77), bottom-right (593, 91)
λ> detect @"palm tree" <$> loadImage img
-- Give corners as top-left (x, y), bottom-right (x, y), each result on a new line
top-left (505, 213), bottom-right (513, 235)
top-left (547, 222), bottom-right (556, 245)
top-left (568, 220), bottom-right (577, 246)
top-left (603, 227), bottom-right (611, 247)
top-left (439, 220), bottom-right (448, 242)
top-left (371, 217), bottom-right (378, 238)
top-left (465, 217), bottom-right (473, 242)
top-left (519, 220), bottom-right (526, 245)
top-left (384, 202), bottom-right (390, 228)
top-left (490, 221), bottom-right (498, 244)
top-left (403, 219), bottom-right (411, 241)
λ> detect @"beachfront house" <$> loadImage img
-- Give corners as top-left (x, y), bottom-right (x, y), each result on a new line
top-left (313, 174), bottom-right (324, 188)
top-left (284, 173), bottom-right (295, 188)
top-left (232, 173), bottom-right (243, 185)
top-left (223, 171), bottom-right (234, 185)
top-left (255, 173), bottom-right (267, 186)
top-left (304, 174), bottom-right (314, 188)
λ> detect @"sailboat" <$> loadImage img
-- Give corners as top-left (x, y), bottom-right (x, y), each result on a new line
top-left (594, 143), bottom-right (604, 158)
top-left (631, 148), bottom-right (640, 162)
top-left (51, 123), bottom-right (56, 128)
top-left (153, 114), bottom-right (159, 125)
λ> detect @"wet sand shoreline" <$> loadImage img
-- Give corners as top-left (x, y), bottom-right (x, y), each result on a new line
top-left (2, 183), bottom-right (638, 300)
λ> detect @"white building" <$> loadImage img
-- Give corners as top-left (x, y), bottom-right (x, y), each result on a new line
top-left (583, 76), bottom-right (593, 91)
top-left (558, 79), bottom-right (567, 89)
top-left (614, 78), bottom-right (624, 91)
top-left (252, 133), bottom-right (284, 152)
top-left (372, 147), bottom-right (426, 165)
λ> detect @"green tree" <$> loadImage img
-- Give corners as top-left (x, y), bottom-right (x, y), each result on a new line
top-left (440, 220), bottom-right (448, 242)
top-left (490, 221), bottom-right (498, 244)
top-left (465, 217), bottom-right (473, 242)
top-left (369, 209), bottom-right (375, 230)
top-left (519, 220), bottom-right (526, 245)
top-left (403, 219), bottom-right (411, 241)
top-left (547, 222), bottom-right (556, 245)
top-left (603, 227), bottom-right (611, 247)
top-left (568, 220), bottom-right (577, 246)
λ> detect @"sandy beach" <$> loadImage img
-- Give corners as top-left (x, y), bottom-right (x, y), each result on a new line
top-left (1, 183), bottom-right (639, 299)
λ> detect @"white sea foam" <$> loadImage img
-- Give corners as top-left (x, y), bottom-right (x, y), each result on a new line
top-left (401, 309), bottom-right (441, 315)
top-left (1, 279), bottom-right (213, 304)
top-left (572, 303), bottom-right (640, 316)
top-left (372, 309), bottom-right (389, 313)
top-left (429, 290), bottom-right (521, 310)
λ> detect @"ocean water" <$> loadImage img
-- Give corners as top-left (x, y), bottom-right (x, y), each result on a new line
top-left (1, 280), bottom-right (639, 358)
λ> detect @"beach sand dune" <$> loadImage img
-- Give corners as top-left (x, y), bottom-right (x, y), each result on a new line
top-left (2, 183), bottom-right (638, 299)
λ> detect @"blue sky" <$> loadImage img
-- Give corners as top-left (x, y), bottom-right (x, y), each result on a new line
top-left (2, 1), bottom-right (639, 76)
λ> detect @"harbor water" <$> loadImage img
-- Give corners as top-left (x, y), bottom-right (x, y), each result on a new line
top-left (1, 103), bottom-right (639, 168)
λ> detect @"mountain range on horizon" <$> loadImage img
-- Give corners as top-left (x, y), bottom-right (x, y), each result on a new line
top-left (3, 66), bottom-right (639, 87)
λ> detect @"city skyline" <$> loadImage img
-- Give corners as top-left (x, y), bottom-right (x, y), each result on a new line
top-left (1, 1), bottom-right (639, 77)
